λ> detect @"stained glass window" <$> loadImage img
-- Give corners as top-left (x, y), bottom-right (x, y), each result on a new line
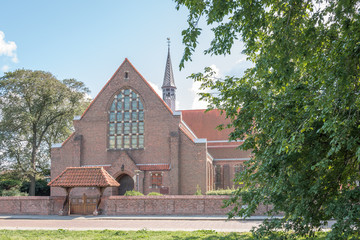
top-left (108, 89), bottom-right (144, 149)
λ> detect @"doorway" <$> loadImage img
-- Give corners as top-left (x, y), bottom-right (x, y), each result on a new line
top-left (116, 174), bottom-right (134, 195)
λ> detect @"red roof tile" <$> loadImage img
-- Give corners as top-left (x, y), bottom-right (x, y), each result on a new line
top-left (181, 109), bottom-right (233, 141)
top-left (208, 147), bottom-right (252, 159)
top-left (136, 164), bottom-right (170, 171)
top-left (48, 167), bottom-right (120, 188)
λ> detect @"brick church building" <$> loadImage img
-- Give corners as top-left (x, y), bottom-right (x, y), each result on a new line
top-left (50, 46), bottom-right (251, 196)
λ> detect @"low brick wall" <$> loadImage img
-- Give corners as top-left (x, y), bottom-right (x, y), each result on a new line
top-left (105, 195), bottom-right (270, 215)
top-left (0, 196), bottom-right (270, 216)
top-left (0, 196), bottom-right (63, 215)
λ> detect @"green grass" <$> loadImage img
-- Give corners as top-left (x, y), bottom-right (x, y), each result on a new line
top-left (0, 230), bottom-right (251, 240)
top-left (0, 230), bottom-right (333, 240)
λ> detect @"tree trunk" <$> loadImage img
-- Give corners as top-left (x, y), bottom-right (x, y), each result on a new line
top-left (30, 129), bottom-right (38, 196)
top-left (29, 174), bottom-right (36, 196)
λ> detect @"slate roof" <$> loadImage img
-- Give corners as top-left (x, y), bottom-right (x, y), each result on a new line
top-left (136, 164), bottom-right (170, 171)
top-left (48, 167), bottom-right (120, 188)
top-left (162, 47), bottom-right (176, 88)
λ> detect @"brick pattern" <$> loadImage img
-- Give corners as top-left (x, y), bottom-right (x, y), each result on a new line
top-left (105, 195), bottom-right (270, 215)
top-left (0, 196), bottom-right (271, 216)
top-left (51, 59), bottom-right (207, 196)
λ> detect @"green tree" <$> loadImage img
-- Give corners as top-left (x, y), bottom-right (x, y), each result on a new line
top-left (0, 69), bottom-right (90, 196)
top-left (175, 0), bottom-right (360, 239)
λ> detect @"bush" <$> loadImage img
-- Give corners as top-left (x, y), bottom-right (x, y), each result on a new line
top-left (147, 192), bottom-right (163, 196)
top-left (0, 179), bottom-right (22, 195)
top-left (195, 184), bottom-right (202, 195)
top-left (124, 190), bottom-right (144, 196)
top-left (21, 178), bottom-right (50, 196)
top-left (206, 187), bottom-right (236, 195)
top-left (2, 187), bottom-right (28, 196)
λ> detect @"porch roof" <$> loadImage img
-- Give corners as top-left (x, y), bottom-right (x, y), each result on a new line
top-left (48, 167), bottom-right (120, 188)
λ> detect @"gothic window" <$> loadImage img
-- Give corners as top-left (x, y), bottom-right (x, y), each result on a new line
top-left (214, 165), bottom-right (223, 189)
top-left (108, 88), bottom-right (144, 149)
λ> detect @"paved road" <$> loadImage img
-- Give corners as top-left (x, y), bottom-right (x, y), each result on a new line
top-left (0, 215), bottom-right (333, 232)
top-left (0, 215), bottom-right (263, 232)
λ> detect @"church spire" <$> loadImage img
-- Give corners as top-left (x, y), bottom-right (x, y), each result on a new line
top-left (162, 38), bottom-right (176, 112)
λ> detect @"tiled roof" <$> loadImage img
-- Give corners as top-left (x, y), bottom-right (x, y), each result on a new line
top-left (48, 167), bottom-right (120, 188)
top-left (136, 164), bottom-right (170, 171)
top-left (181, 109), bottom-right (234, 141)
top-left (208, 147), bottom-right (252, 159)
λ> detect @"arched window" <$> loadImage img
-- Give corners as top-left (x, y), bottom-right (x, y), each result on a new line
top-left (108, 89), bottom-right (144, 149)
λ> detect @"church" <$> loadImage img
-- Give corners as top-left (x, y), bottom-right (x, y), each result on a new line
top-left (50, 45), bottom-right (251, 196)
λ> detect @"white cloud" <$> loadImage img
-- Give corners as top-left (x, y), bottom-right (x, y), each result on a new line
top-left (236, 55), bottom-right (248, 64)
top-left (190, 64), bottom-right (220, 109)
top-left (191, 81), bottom-right (208, 109)
top-left (148, 81), bottom-right (162, 97)
top-left (0, 31), bottom-right (18, 63)
top-left (1, 65), bottom-right (9, 72)
top-left (209, 64), bottom-right (221, 78)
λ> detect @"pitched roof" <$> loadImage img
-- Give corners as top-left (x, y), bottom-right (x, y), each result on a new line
top-left (181, 109), bottom-right (233, 141)
top-left (136, 164), bottom-right (170, 171)
top-left (208, 147), bottom-right (252, 159)
top-left (48, 167), bottom-right (120, 188)
top-left (162, 47), bottom-right (176, 88)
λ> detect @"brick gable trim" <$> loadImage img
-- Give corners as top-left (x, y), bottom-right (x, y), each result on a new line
top-left (80, 58), bottom-right (174, 120)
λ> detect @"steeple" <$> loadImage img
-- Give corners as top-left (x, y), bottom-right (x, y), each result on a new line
top-left (162, 38), bottom-right (177, 112)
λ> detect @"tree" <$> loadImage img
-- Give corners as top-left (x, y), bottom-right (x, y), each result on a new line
top-left (0, 69), bottom-right (90, 196)
top-left (175, 0), bottom-right (360, 238)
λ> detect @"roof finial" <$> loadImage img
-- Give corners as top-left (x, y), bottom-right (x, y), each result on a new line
top-left (167, 37), bottom-right (170, 49)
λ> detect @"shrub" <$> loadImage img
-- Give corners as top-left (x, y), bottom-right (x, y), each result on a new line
top-left (124, 190), bottom-right (144, 196)
top-left (147, 192), bottom-right (163, 196)
top-left (206, 187), bottom-right (236, 195)
top-left (1, 187), bottom-right (28, 196)
top-left (195, 184), bottom-right (202, 195)
top-left (21, 178), bottom-right (50, 196)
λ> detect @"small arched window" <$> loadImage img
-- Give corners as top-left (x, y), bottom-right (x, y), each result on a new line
top-left (108, 89), bottom-right (144, 149)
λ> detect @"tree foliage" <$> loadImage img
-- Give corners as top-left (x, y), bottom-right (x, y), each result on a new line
top-left (0, 69), bottom-right (90, 196)
top-left (175, 0), bottom-right (360, 238)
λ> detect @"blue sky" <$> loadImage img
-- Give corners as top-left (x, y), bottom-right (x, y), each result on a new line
top-left (0, 1), bottom-right (252, 110)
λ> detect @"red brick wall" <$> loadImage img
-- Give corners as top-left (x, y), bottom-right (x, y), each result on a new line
top-left (179, 131), bottom-right (207, 195)
top-left (105, 195), bottom-right (270, 215)
top-left (0, 196), bottom-right (271, 216)
top-left (0, 196), bottom-right (63, 215)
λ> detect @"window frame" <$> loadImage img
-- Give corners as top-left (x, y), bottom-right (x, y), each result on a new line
top-left (150, 172), bottom-right (163, 189)
top-left (108, 88), bottom-right (144, 150)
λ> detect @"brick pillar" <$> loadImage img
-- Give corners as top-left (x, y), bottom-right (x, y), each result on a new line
top-left (169, 131), bottom-right (180, 194)
top-left (135, 170), bottom-right (144, 193)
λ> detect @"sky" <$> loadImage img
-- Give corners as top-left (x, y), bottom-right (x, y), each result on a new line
top-left (0, 1), bottom-right (252, 110)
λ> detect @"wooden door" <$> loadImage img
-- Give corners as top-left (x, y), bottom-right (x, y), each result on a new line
top-left (70, 193), bottom-right (97, 215)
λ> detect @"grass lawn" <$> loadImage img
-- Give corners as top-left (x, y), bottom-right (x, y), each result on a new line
top-left (0, 230), bottom-right (332, 240)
